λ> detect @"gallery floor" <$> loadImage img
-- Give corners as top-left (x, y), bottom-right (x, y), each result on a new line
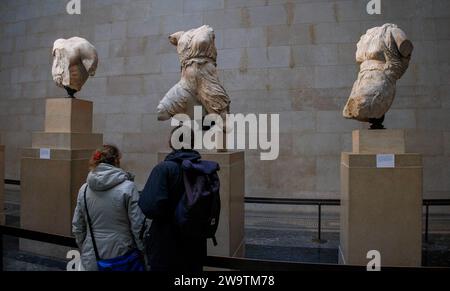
top-left (2, 185), bottom-right (450, 270)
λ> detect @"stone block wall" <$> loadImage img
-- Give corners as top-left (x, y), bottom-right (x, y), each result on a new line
top-left (0, 0), bottom-right (449, 202)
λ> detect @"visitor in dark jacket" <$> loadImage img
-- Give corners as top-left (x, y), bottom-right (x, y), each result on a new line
top-left (138, 127), bottom-right (207, 271)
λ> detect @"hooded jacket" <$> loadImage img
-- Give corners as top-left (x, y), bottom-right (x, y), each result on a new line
top-left (138, 150), bottom-right (207, 271)
top-left (72, 163), bottom-right (145, 271)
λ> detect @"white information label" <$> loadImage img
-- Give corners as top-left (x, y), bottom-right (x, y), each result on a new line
top-left (40, 148), bottom-right (51, 160)
top-left (376, 154), bottom-right (395, 168)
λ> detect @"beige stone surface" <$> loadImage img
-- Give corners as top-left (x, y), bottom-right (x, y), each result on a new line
top-left (158, 150), bottom-right (245, 257)
top-left (52, 37), bottom-right (98, 95)
top-left (343, 24), bottom-right (413, 124)
top-left (0, 145), bottom-right (4, 225)
top-left (20, 154), bottom-right (90, 257)
top-left (353, 129), bottom-right (406, 154)
top-left (20, 155), bottom-right (90, 235)
top-left (20, 95), bottom-right (102, 256)
top-left (21, 148), bottom-right (93, 161)
top-left (32, 132), bottom-right (103, 150)
top-left (45, 98), bottom-right (93, 133)
top-left (341, 129), bottom-right (422, 267)
top-left (340, 152), bottom-right (422, 267)
top-left (1, 0), bottom-right (449, 206)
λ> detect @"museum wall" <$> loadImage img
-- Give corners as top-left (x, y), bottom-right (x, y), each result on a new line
top-left (0, 0), bottom-right (449, 201)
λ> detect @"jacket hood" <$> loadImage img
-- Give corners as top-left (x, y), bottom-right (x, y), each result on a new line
top-left (165, 150), bottom-right (201, 163)
top-left (182, 159), bottom-right (220, 175)
top-left (87, 163), bottom-right (129, 191)
top-left (165, 150), bottom-right (219, 175)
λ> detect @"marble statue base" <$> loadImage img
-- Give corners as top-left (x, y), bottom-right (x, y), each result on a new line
top-left (339, 130), bottom-right (422, 267)
top-left (20, 98), bottom-right (103, 257)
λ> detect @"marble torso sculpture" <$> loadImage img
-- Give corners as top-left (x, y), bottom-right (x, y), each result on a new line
top-left (343, 24), bottom-right (413, 129)
top-left (52, 37), bottom-right (98, 98)
top-left (157, 25), bottom-right (230, 122)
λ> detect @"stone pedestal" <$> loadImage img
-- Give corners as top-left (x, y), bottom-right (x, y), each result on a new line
top-left (0, 145), bottom-right (4, 225)
top-left (340, 130), bottom-right (422, 267)
top-left (352, 129), bottom-right (406, 154)
top-left (21, 98), bottom-right (103, 256)
top-left (158, 150), bottom-right (245, 258)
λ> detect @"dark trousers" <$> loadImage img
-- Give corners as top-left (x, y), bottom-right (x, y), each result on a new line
top-left (145, 220), bottom-right (207, 272)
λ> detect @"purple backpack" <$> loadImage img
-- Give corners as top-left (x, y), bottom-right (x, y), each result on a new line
top-left (175, 159), bottom-right (221, 246)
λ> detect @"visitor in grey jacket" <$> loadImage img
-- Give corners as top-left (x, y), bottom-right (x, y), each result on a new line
top-left (72, 145), bottom-right (145, 271)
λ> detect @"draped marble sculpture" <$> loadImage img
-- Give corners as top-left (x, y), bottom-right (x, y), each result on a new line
top-left (343, 24), bottom-right (413, 129)
top-left (52, 37), bottom-right (98, 98)
top-left (157, 25), bottom-right (231, 122)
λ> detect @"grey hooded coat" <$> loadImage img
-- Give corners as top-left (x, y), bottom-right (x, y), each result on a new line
top-left (72, 163), bottom-right (145, 271)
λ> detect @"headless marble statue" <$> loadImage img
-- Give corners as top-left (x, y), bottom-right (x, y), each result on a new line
top-left (157, 25), bottom-right (231, 150)
top-left (52, 37), bottom-right (98, 98)
top-left (157, 25), bottom-right (230, 122)
top-left (343, 24), bottom-right (413, 129)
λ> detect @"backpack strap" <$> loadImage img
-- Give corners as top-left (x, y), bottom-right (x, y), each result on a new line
top-left (139, 219), bottom-right (147, 240)
top-left (83, 185), bottom-right (101, 261)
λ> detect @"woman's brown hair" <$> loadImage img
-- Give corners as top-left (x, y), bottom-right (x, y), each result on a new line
top-left (89, 145), bottom-right (121, 170)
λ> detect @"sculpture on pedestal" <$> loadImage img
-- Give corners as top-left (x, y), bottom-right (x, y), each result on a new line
top-left (343, 24), bottom-right (413, 129)
top-left (157, 25), bottom-right (231, 122)
top-left (52, 37), bottom-right (98, 98)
